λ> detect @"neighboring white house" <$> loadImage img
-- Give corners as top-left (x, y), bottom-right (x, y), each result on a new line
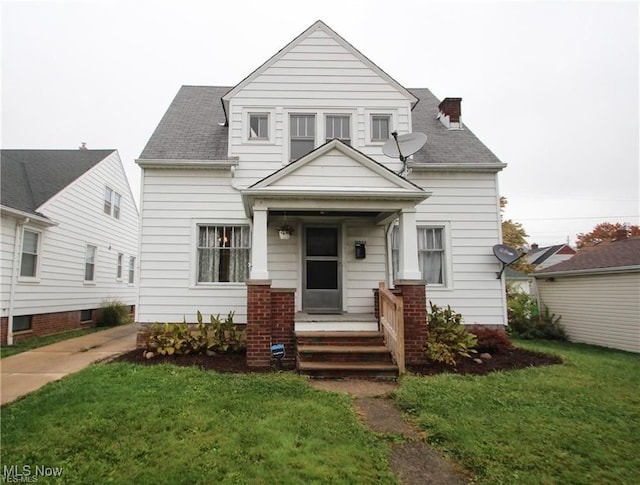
top-left (136, 20), bottom-right (508, 367)
top-left (535, 234), bottom-right (640, 353)
top-left (1, 149), bottom-right (139, 344)
top-left (526, 243), bottom-right (576, 270)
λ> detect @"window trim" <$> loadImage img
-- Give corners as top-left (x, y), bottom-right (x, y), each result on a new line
top-left (391, 223), bottom-right (452, 289)
top-left (84, 244), bottom-right (97, 283)
top-left (18, 227), bottom-right (42, 282)
top-left (192, 222), bottom-right (252, 286)
top-left (128, 256), bottom-right (136, 285)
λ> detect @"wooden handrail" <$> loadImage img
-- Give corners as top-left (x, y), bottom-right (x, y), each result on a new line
top-left (378, 281), bottom-right (405, 372)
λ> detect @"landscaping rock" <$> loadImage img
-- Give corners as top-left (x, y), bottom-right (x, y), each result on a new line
top-left (480, 353), bottom-right (492, 360)
top-left (144, 351), bottom-right (155, 359)
top-left (473, 358), bottom-right (484, 364)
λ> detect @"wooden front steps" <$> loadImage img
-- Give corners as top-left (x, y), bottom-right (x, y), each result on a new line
top-left (296, 331), bottom-right (398, 380)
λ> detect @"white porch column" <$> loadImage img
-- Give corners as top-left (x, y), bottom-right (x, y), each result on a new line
top-left (250, 207), bottom-right (269, 280)
top-left (398, 209), bottom-right (422, 280)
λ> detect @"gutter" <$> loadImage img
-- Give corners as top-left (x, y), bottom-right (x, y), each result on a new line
top-left (7, 217), bottom-right (29, 345)
top-left (534, 265), bottom-right (640, 278)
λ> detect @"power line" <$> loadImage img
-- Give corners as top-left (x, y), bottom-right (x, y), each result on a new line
top-left (513, 215), bottom-right (638, 222)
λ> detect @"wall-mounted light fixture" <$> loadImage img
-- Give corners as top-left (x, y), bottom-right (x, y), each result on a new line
top-left (355, 240), bottom-right (366, 259)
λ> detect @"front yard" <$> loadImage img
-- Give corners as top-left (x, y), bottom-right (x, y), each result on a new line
top-left (1, 341), bottom-right (638, 484)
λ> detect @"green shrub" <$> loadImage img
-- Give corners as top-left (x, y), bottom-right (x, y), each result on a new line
top-left (506, 287), bottom-right (566, 340)
top-left (425, 302), bottom-right (477, 365)
top-left (97, 298), bottom-right (130, 327)
top-left (146, 311), bottom-right (246, 357)
top-left (468, 325), bottom-right (513, 353)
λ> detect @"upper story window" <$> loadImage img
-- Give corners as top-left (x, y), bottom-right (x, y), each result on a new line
top-left (104, 186), bottom-right (121, 219)
top-left (325, 115), bottom-right (351, 145)
top-left (371, 115), bottom-right (391, 141)
top-left (20, 229), bottom-right (40, 278)
top-left (249, 113), bottom-right (269, 140)
top-left (290, 114), bottom-right (315, 160)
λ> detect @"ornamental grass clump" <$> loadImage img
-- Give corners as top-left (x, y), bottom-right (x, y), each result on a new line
top-left (425, 302), bottom-right (477, 365)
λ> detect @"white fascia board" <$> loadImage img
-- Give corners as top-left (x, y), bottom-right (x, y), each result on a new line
top-left (408, 162), bottom-right (507, 173)
top-left (0, 205), bottom-right (58, 227)
top-left (244, 188), bottom-right (430, 201)
top-left (135, 159), bottom-right (239, 169)
top-left (534, 265), bottom-right (640, 278)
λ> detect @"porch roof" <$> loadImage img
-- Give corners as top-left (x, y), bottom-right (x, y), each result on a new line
top-left (241, 139), bottom-right (430, 221)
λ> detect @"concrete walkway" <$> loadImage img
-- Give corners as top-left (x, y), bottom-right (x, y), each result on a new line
top-left (1, 323), bottom-right (137, 405)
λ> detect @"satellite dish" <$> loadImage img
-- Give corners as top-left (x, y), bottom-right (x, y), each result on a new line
top-left (492, 244), bottom-right (523, 279)
top-left (383, 132), bottom-right (427, 162)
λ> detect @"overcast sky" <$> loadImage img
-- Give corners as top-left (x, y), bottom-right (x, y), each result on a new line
top-left (2, 0), bottom-right (638, 247)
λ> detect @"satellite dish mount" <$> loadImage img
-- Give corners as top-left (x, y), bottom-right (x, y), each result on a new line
top-left (492, 244), bottom-right (524, 279)
top-left (383, 131), bottom-right (427, 176)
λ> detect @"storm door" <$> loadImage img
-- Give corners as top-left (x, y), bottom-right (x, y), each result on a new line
top-left (303, 226), bottom-right (342, 313)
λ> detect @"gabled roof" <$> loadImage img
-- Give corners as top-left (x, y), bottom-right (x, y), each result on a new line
top-left (535, 237), bottom-right (640, 276)
top-left (1, 149), bottom-right (115, 216)
top-left (221, 20), bottom-right (418, 120)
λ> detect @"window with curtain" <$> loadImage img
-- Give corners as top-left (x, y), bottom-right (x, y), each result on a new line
top-left (249, 113), bottom-right (269, 139)
top-left (197, 225), bottom-right (250, 283)
top-left (392, 226), bottom-right (445, 285)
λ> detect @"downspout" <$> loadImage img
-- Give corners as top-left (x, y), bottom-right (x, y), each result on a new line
top-left (7, 217), bottom-right (29, 345)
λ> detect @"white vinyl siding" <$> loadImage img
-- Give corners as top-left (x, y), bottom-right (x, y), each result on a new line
top-left (0, 151), bottom-right (139, 321)
top-left (20, 229), bottom-right (40, 278)
top-left (536, 272), bottom-right (640, 353)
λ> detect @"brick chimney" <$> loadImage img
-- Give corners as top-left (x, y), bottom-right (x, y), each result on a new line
top-left (531, 243), bottom-right (539, 250)
top-left (79, 142), bottom-right (88, 150)
top-left (437, 97), bottom-right (462, 129)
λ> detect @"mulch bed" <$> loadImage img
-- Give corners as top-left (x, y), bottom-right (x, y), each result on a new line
top-left (112, 347), bottom-right (562, 376)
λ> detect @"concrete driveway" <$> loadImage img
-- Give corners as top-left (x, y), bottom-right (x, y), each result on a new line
top-left (1, 323), bottom-right (136, 405)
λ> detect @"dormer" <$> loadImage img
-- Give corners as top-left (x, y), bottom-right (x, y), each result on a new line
top-left (221, 20), bottom-right (419, 164)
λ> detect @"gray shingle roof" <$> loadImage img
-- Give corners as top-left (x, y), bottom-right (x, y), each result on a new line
top-left (138, 86), bottom-right (504, 168)
top-left (138, 86), bottom-right (230, 161)
top-left (536, 237), bottom-right (640, 275)
top-left (408, 88), bottom-right (504, 166)
top-left (1, 149), bottom-right (113, 215)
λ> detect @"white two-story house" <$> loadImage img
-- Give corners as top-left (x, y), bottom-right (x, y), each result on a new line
top-left (136, 20), bottom-right (507, 371)
top-left (1, 149), bottom-right (139, 345)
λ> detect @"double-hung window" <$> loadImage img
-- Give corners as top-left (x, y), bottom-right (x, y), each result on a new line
top-left (20, 229), bottom-right (40, 278)
top-left (85, 245), bottom-right (97, 282)
top-left (392, 226), bottom-right (445, 285)
top-left (128, 256), bottom-right (135, 284)
top-left (104, 186), bottom-right (121, 219)
top-left (290, 114), bottom-right (315, 160)
top-left (197, 225), bottom-right (250, 283)
top-left (371, 115), bottom-right (390, 141)
top-left (117, 253), bottom-right (123, 280)
top-left (325, 115), bottom-right (351, 145)
top-left (249, 113), bottom-right (269, 140)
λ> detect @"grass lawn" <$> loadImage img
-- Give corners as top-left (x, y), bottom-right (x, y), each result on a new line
top-left (1, 364), bottom-right (395, 484)
top-left (0, 327), bottom-right (106, 359)
top-left (393, 340), bottom-right (640, 485)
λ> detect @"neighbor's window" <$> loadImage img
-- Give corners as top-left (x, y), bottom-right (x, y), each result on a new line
top-left (117, 253), bottom-right (123, 280)
top-left (13, 315), bottom-right (32, 332)
top-left (392, 226), bottom-right (445, 285)
top-left (290, 114), bottom-right (315, 160)
top-left (249, 113), bottom-right (269, 140)
top-left (325, 115), bottom-right (351, 145)
top-left (20, 229), bottom-right (40, 278)
top-left (371, 115), bottom-right (390, 141)
top-left (104, 186), bottom-right (122, 219)
top-left (197, 225), bottom-right (250, 283)
top-left (128, 256), bottom-right (135, 284)
top-left (85, 245), bottom-right (97, 281)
